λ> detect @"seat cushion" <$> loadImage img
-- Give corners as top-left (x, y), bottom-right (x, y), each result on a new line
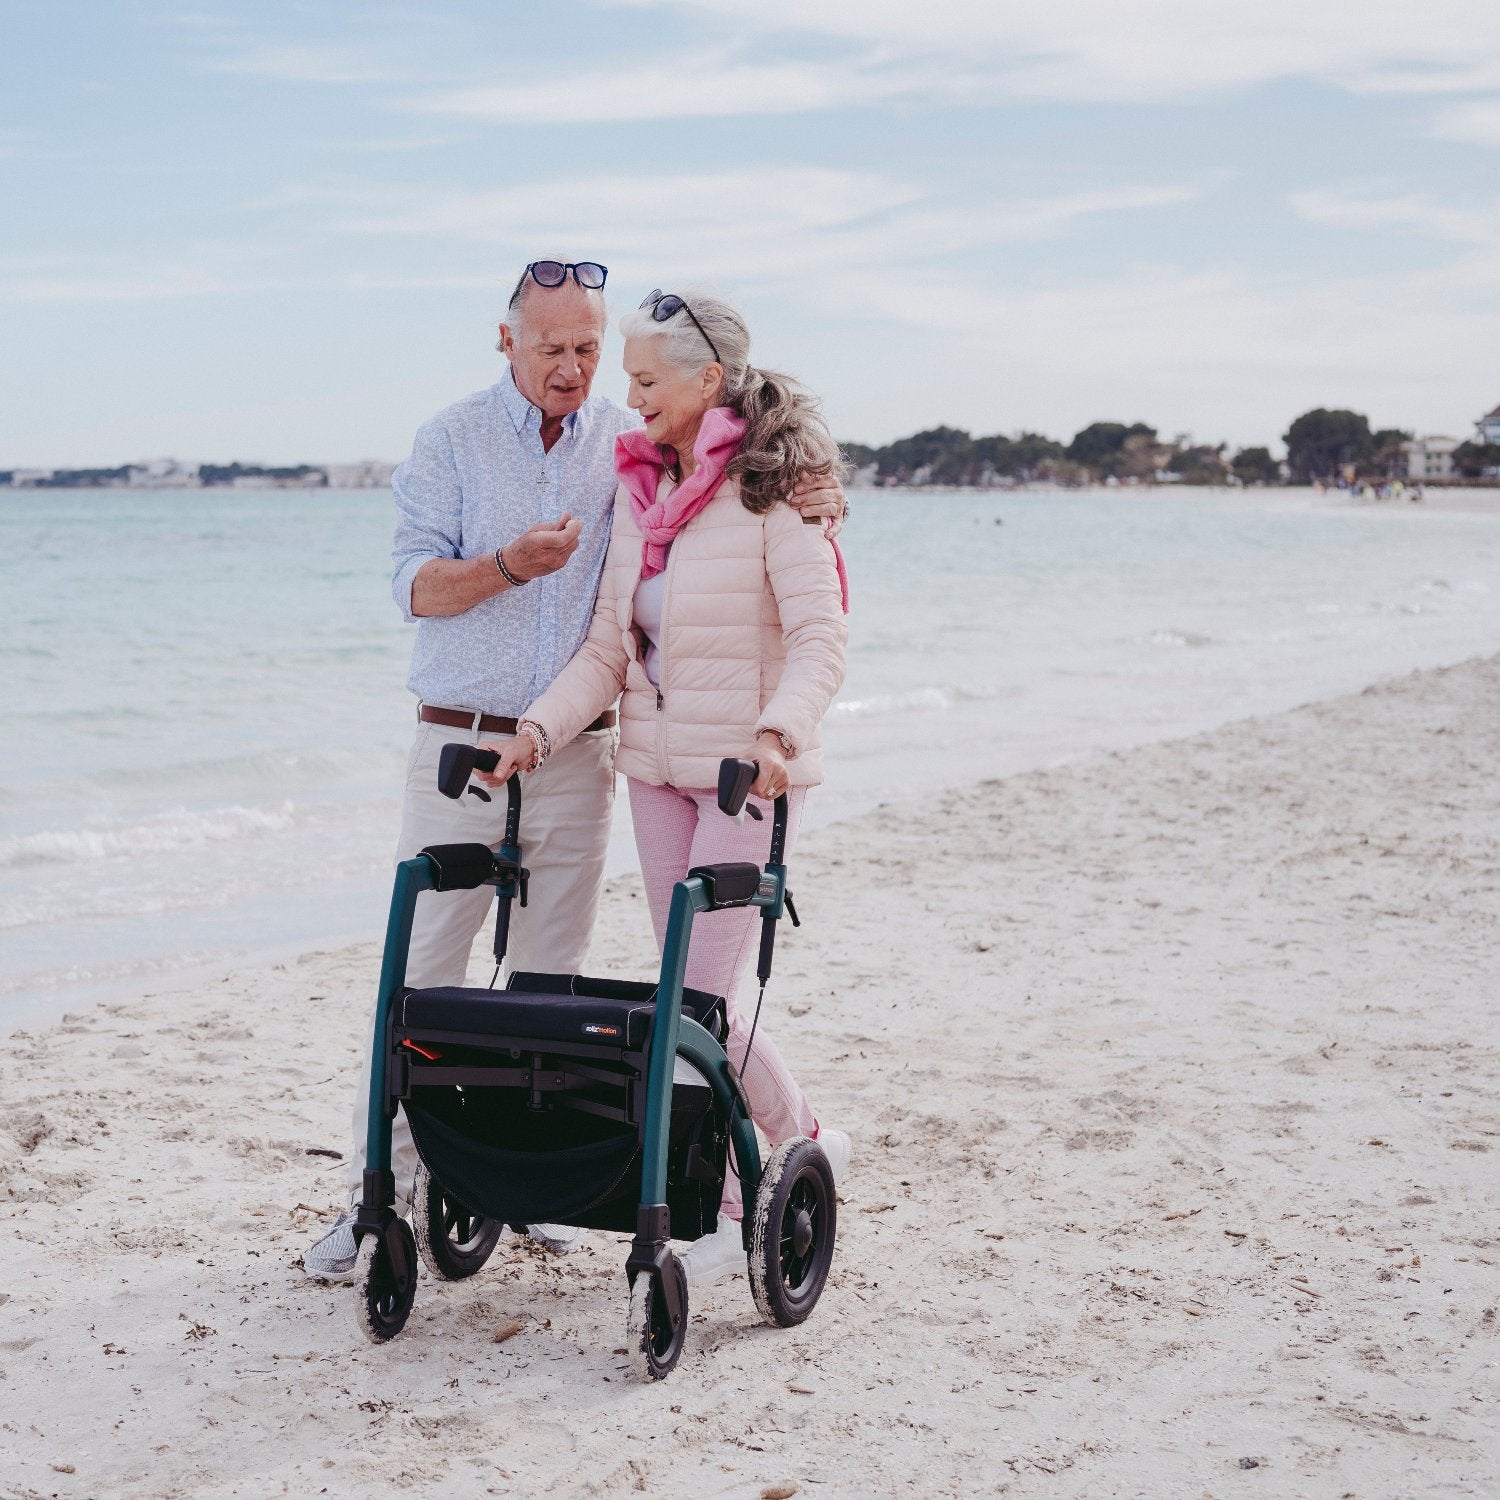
top-left (398, 983), bottom-right (722, 1051)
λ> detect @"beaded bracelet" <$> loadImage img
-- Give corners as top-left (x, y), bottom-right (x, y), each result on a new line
top-left (517, 719), bottom-right (550, 771)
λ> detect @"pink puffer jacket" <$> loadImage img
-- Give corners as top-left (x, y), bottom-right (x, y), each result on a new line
top-left (524, 478), bottom-right (847, 788)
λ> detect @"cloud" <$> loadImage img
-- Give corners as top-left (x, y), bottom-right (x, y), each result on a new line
top-left (1430, 98), bottom-right (1500, 148)
top-left (35, 163), bottom-right (1191, 313)
top-left (162, 2), bottom-right (1500, 130)
top-left (602, 0), bottom-right (1500, 107)
top-left (202, 42), bottom-right (397, 85)
top-left (0, 129), bottom-right (48, 161)
top-left (813, 253), bottom-right (1500, 452)
top-left (398, 51), bottom-right (956, 123)
top-left (309, 168), bottom-right (915, 266)
top-left (0, 242), bottom-right (298, 304)
top-left (0, 266), bottom-right (243, 303)
top-left (1291, 188), bottom-right (1500, 250)
top-left (298, 167), bottom-right (1197, 276)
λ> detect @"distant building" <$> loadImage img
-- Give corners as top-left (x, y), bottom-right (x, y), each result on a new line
top-left (1401, 435), bottom-right (1459, 480)
top-left (128, 457), bottom-right (200, 487)
top-left (1477, 404), bottom-right (1500, 446)
top-left (325, 459), bottom-right (396, 489)
top-left (8, 468), bottom-right (55, 488)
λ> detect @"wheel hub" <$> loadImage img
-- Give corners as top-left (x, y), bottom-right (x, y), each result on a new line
top-left (792, 1207), bottom-right (814, 1258)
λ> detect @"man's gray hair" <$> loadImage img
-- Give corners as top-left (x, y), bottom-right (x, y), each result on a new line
top-left (499, 256), bottom-right (608, 346)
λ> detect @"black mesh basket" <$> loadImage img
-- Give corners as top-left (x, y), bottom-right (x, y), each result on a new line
top-left (404, 1059), bottom-right (728, 1240)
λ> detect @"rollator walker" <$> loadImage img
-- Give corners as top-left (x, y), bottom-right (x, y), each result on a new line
top-left (350, 750), bottom-right (837, 1380)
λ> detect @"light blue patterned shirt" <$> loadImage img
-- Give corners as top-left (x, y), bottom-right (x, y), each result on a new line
top-left (391, 370), bottom-right (640, 717)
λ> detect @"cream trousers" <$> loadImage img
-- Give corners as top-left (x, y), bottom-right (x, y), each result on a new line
top-left (344, 717), bottom-right (615, 1209)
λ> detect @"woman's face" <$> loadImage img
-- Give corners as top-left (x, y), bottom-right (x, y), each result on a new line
top-left (624, 335), bottom-right (720, 456)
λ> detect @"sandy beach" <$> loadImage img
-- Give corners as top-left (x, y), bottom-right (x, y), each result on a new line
top-left (4, 655), bottom-right (1498, 1499)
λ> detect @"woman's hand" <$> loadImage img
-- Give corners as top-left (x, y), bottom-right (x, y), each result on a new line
top-left (473, 736), bottom-right (535, 786)
top-left (746, 732), bottom-right (791, 801)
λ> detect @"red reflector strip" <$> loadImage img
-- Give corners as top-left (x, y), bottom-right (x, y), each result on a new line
top-left (402, 1039), bottom-right (442, 1060)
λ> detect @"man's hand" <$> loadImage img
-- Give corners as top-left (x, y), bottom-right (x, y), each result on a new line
top-left (788, 476), bottom-right (849, 538)
top-left (505, 513), bottom-right (581, 581)
top-left (409, 513), bottom-right (582, 616)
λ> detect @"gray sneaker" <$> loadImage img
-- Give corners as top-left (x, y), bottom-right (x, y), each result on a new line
top-left (303, 1209), bottom-right (359, 1281)
top-left (524, 1222), bottom-right (583, 1255)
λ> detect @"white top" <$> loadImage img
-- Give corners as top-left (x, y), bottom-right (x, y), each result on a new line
top-left (632, 551), bottom-right (669, 689)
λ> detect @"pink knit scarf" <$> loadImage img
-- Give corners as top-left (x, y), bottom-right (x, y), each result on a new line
top-left (614, 406), bottom-right (850, 609)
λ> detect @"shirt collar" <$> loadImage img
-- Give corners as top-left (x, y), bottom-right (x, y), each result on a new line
top-left (500, 367), bottom-right (582, 441)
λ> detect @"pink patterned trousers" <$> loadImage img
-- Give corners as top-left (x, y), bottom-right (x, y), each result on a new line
top-left (627, 778), bottom-right (819, 1218)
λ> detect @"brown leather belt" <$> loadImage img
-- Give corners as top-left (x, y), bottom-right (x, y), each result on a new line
top-left (419, 704), bottom-right (616, 735)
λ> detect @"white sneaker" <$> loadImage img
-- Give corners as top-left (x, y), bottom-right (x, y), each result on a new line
top-left (524, 1222), bottom-right (583, 1255)
top-left (680, 1213), bottom-right (745, 1286)
top-left (303, 1209), bottom-right (359, 1281)
top-left (816, 1128), bottom-right (851, 1185)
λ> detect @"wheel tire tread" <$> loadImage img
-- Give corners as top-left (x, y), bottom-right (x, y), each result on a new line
top-left (354, 1222), bottom-right (417, 1345)
top-left (412, 1161), bottom-right (503, 1281)
top-left (626, 1255), bottom-right (688, 1383)
top-left (749, 1136), bottom-right (836, 1328)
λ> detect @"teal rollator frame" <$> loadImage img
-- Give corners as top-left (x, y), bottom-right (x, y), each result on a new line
top-left (350, 753), bottom-right (837, 1380)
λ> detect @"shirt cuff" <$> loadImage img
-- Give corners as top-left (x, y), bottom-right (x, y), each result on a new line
top-left (392, 554), bottom-right (438, 623)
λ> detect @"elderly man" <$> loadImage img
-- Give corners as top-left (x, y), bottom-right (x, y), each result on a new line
top-left (306, 259), bottom-right (843, 1278)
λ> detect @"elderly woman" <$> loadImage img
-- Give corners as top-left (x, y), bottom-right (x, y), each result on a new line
top-left (479, 289), bottom-right (850, 1284)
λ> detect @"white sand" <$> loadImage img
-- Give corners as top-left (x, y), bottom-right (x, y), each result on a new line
top-left (3, 657), bottom-right (1497, 1498)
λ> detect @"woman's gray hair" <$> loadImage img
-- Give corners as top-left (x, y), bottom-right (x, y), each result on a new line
top-left (618, 292), bottom-right (840, 513)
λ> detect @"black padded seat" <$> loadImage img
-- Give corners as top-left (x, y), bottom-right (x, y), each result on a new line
top-left (398, 974), bottom-right (724, 1051)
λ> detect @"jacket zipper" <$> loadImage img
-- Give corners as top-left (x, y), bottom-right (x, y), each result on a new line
top-left (654, 538), bottom-right (677, 784)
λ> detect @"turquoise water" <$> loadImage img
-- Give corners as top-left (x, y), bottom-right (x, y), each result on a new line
top-left (5, 485), bottom-right (1500, 1022)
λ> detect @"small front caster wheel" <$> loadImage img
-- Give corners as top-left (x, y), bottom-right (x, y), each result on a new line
top-left (750, 1136), bottom-right (837, 1328)
top-left (354, 1219), bottom-right (418, 1344)
top-left (626, 1253), bottom-right (689, 1382)
top-left (412, 1161), bottom-right (503, 1280)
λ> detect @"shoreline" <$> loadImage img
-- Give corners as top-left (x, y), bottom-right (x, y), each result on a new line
top-left (13, 635), bottom-right (1500, 1034)
top-left (4, 654), bottom-right (1497, 1495)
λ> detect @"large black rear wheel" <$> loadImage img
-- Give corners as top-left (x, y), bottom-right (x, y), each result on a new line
top-left (749, 1137), bottom-right (837, 1327)
top-left (412, 1161), bottom-right (504, 1280)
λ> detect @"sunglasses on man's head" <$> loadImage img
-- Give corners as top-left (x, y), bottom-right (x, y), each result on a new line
top-left (509, 260), bottom-right (608, 307)
top-left (639, 288), bottom-right (721, 365)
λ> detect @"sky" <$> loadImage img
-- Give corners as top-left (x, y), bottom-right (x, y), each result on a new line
top-left (3, 0), bottom-right (1499, 467)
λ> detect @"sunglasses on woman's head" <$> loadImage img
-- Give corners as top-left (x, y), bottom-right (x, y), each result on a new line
top-left (508, 260), bottom-right (609, 307)
top-left (639, 288), bottom-right (721, 365)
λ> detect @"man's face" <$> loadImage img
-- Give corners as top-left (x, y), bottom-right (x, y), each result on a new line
top-left (498, 283), bottom-right (605, 421)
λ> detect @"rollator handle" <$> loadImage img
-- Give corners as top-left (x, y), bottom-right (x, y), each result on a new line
top-left (438, 742), bottom-right (500, 798)
top-left (717, 758), bottom-right (760, 819)
top-left (437, 743), bottom-right (523, 843)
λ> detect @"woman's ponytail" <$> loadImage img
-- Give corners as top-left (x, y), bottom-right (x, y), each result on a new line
top-left (726, 364), bottom-right (840, 514)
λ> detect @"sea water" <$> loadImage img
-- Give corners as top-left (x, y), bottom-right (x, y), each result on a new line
top-left (4, 485), bottom-right (1500, 1025)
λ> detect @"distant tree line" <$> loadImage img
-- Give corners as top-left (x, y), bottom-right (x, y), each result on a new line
top-left (1282, 409), bottom-right (1500, 483)
top-left (0, 462), bottom-right (328, 489)
top-left (840, 408), bottom-right (1498, 488)
top-left (839, 421), bottom-right (1271, 488)
top-left (196, 462), bottom-right (325, 486)
top-left (1, 465), bottom-right (134, 488)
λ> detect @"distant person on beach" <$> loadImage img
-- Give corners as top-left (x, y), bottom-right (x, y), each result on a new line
top-left (304, 259), bottom-right (845, 1280)
top-left (474, 289), bottom-right (851, 1285)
